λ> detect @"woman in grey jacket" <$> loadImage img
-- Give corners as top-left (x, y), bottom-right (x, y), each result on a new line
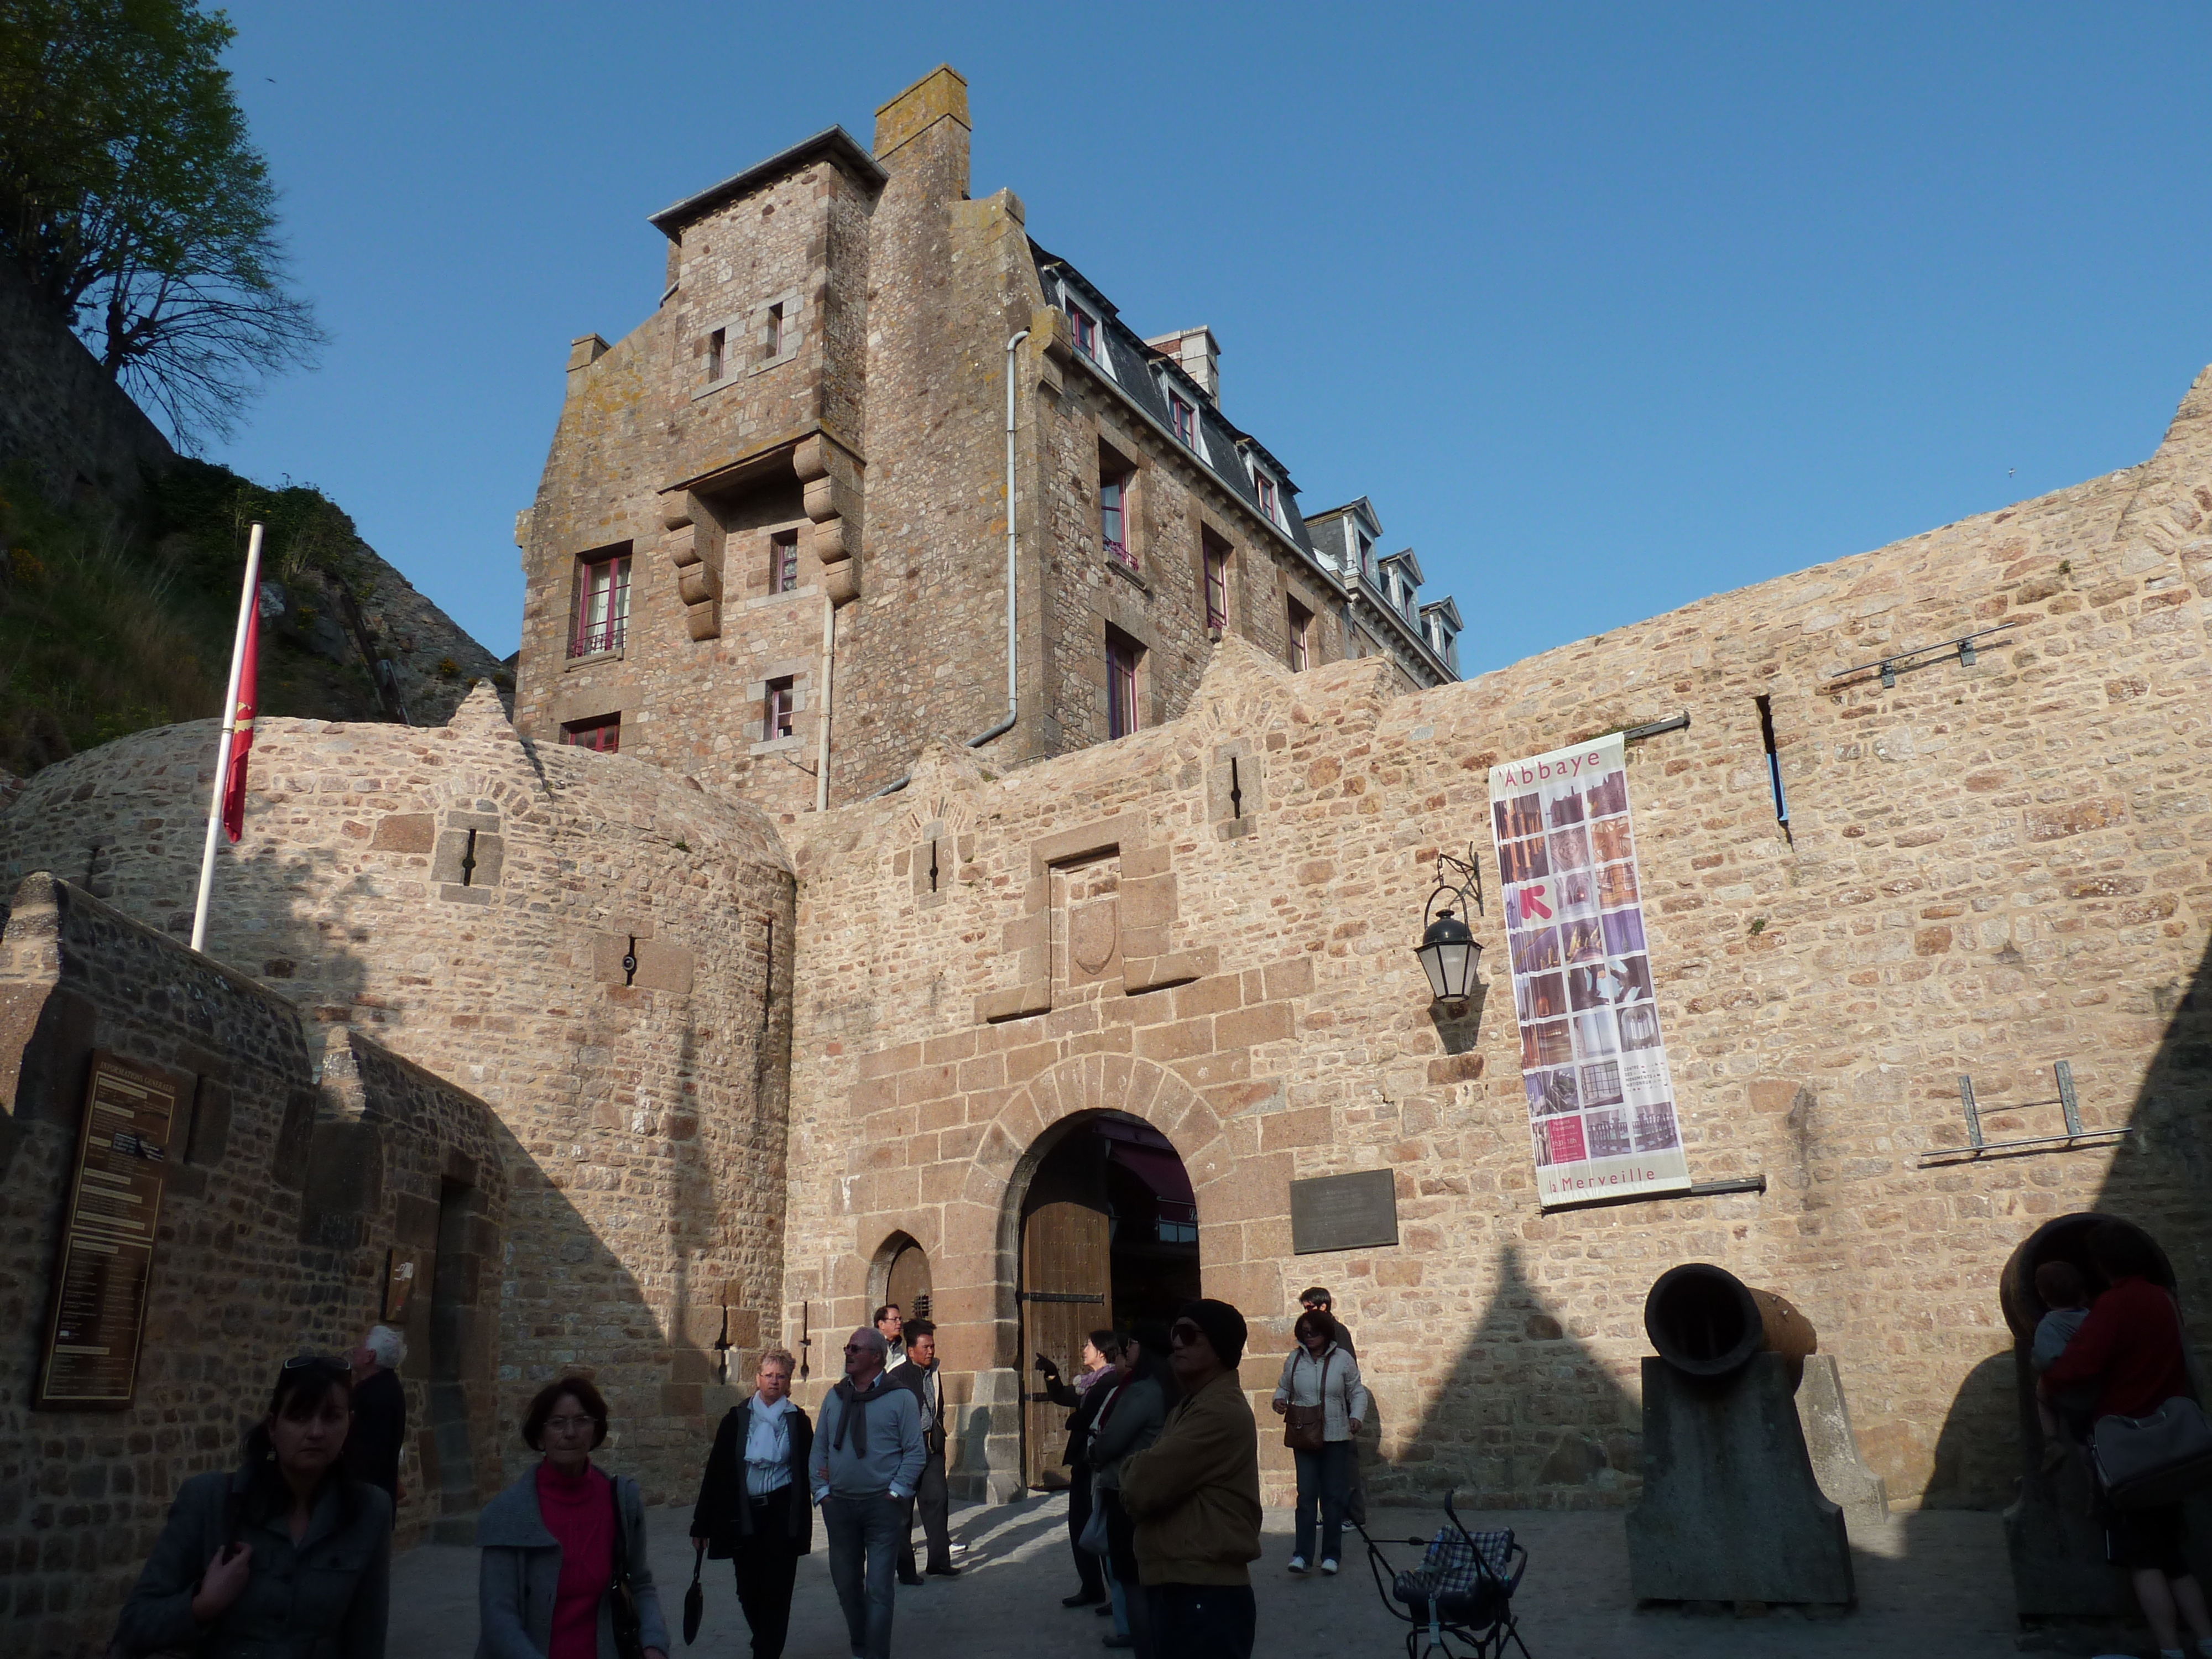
top-left (1088, 1323), bottom-right (1173, 1655)
top-left (478, 1376), bottom-right (669, 1659)
top-left (1270, 1312), bottom-right (1370, 1574)
top-left (116, 1355), bottom-right (392, 1658)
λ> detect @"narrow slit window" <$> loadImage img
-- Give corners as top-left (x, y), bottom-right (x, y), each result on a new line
top-left (1286, 597), bottom-right (1311, 672)
top-left (770, 529), bottom-right (800, 594)
top-left (765, 677), bottom-right (796, 740)
top-left (707, 327), bottom-right (724, 382)
top-left (1203, 544), bottom-right (1228, 630)
top-left (1107, 633), bottom-right (1142, 739)
top-left (765, 302), bottom-right (785, 359)
top-left (1755, 695), bottom-right (1789, 825)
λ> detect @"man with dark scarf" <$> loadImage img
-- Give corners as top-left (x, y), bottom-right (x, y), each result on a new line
top-left (809, 1327), bottom-right (925, 1659)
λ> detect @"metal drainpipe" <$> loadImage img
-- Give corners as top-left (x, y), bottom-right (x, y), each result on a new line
top-left (814, 594), bottom-right (834, 812)
top-left (866, 326), bottom-right (1029, 800)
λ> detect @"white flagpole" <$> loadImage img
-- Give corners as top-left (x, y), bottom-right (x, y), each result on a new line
top-left (189, 522), bottom-right (264, 955)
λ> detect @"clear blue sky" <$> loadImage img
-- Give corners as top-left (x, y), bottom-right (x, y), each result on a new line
top-left (207, 2), bottom-right (2212, 668)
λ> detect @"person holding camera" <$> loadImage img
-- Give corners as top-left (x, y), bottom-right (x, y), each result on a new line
top-left (1037, 1331), bottom-right (1120, 1608)
top-left (114, 1354), bottom-right (392, 1658)
top-left (888, 1318), bottom-right (957, 1580)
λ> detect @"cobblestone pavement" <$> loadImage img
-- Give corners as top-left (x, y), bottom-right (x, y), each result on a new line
top-left (388, 1496), bottom-right (2043, 1658)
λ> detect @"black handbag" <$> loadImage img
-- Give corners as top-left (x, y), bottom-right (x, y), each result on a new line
top-left (608, 1477), bottom-right (647, 1659)
top-left (682, 1547), bottom-right (703, 1646)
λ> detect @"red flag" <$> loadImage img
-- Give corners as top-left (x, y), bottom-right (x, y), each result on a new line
top-left (220, 597), bottom-right (259, 842)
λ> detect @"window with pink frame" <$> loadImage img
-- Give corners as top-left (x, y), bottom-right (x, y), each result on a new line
top-left (1100, 471), bottom-right (1136, 571)
top-left (570, 549), bottom-right (630, 657)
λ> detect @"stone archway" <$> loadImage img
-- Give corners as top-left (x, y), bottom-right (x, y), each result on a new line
top-left (943, 1053), bottom-right (1248, 1498)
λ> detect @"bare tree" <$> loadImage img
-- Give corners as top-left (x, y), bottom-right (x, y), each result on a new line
top-left (0, 0), bottom-right (323, 446)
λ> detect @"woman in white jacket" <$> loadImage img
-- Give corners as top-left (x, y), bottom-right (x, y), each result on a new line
top-left (1270, 1311), bottom-right (1369, 1574)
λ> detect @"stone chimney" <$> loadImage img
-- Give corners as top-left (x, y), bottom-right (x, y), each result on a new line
top-left (1146, 327), bottom-right (1220, 403)
top-left (873, 64), bottom-right (970, 194)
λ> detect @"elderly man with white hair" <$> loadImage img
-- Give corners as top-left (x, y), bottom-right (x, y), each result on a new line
top-left (345, 1324), bottom-right (408, 1505)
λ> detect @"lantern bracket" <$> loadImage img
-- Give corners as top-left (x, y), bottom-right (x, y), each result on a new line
top-left (1425, 844), bottom-right (1483, 924)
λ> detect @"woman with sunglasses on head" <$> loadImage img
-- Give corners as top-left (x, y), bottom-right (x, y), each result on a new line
top-left (114, 1353), bottom-right (392, 1657)
top-left (478, 1375), bottom-right (669, 1659)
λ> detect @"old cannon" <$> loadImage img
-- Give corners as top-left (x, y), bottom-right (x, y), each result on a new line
top-left (1625, 1263), bottom-right (1856, 1610)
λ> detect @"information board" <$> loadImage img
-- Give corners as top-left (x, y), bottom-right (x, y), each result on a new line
top-left (35, 1053), bottom-right (175, 1409)
top-left (1289, 1169), bottom-right (1400, 1255)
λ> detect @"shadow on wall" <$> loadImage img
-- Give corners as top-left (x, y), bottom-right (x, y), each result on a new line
top-left (1376, 1244), bottom-right (1639, 1509)
top-left (1917, 928), bottom-right (2212, 1520)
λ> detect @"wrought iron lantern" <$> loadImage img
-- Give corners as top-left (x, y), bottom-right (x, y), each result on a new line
top-left (1415, 846), bottom-right (1484, 1010)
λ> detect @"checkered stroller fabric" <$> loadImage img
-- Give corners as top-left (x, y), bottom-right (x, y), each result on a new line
top-left (1392, 1527), bottom-right (1516, 1626)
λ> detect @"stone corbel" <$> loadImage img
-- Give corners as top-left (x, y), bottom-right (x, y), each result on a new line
top-left (659, 494), bottom-right (721, 640)
top-left (1032, 305), bottom-right (1072, 396)
top-left (794, 434), bottom-right (860, 606)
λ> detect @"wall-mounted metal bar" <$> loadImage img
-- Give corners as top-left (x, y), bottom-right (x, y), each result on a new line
top-left (1686, 1175), bottom-right (1767, 1197)
top-left (1623, 712), bottom-right (1690, 742)
top-left (1826, 624), bottom-right (2015, 689)
top-left (1919, 1059), bottom-right (2120, 1165)
top-left (2056, 1061), bottom-right (2081, 1138)
top-left (1959, 1075), bottom-right (1983, 1150)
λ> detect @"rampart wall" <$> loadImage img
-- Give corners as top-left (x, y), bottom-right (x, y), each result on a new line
top-left (0, 875), bottom-right (505, 1658)
top-left (780, 368), bottom-right (2212, 1508)
top-left (0, 686), bottom-right (799, 1507)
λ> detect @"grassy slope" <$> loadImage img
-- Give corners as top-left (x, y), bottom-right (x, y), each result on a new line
top-left (0, 460), bottom-right (397, 776)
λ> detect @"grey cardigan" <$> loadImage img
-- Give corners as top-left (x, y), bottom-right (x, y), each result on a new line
top-left (116, 1465), bottom-right (392, 1658)
top-left (1087, 1376), bottom-right (1167, 1493)
top-left (476, 1465), bottom-right (669, 1659)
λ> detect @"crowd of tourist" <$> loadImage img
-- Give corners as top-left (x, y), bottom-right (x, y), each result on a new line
top-left (121, 1248), bottom-right (2212, 1659)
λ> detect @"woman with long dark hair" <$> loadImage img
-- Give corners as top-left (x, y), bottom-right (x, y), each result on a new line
top-left (478, 1374), bottom-right (669, 1659)
top-left (114, 1355), bottom-right (392, 1657)
top-left (1089, 1322), bottom-right (1175, 1656)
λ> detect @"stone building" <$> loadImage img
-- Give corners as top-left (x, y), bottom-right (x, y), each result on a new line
top-left (4, 60), bottom-right (2212, 1658)
top-left (513, 66), bottom-right (1458, 819)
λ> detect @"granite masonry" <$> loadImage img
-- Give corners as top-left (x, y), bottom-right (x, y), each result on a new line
top-left (2, 60), bottom-right (2211, 1659)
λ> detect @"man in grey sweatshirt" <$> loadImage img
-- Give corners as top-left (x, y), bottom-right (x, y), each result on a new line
top-left (810, 1327), bottom-right (926, 1659)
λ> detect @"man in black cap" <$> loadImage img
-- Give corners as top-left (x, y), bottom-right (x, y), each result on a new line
top-left (1119, 1299), bottom-right (1262, 1659)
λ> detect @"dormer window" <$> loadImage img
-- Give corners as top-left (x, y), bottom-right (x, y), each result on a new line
top-left (1067, 301), bottom-right (1097, 357)
top-left (1254, 472), bottom-right (1278, 524)
top-left (1169, 393), bottom-right (1196, 447)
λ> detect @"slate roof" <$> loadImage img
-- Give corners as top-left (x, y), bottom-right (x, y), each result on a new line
top-left (649, 128), bottom-right (886, 239)
top-left (1032, 242), bottom-right (1324, 574)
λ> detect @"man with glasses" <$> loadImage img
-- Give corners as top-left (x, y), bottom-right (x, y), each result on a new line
top-left (1119, 1300), bottom-right (1262, 1659)
top-left (874, 1303), bottom-right (907, 1366)
top-left (810, 1328), bottom-right (925, 1659)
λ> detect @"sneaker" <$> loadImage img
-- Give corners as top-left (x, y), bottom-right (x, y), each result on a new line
top-left (1287, 1554), bottom-right (1308, 1574)
top-left (1319, 1557), bottom-right (1339, 1574)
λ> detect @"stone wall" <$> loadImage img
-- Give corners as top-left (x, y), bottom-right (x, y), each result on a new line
top-left (0, 875), bottom-right (506, 1659)
top-left (0, 685), bottom-right (799, 1505)
top-left (778, 367), bottom-right (2212, 1509)
top-left (0, 260), bottom-right (174, 505)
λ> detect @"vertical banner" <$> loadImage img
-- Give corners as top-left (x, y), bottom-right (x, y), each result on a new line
top-left (1490, 734), bottom-right (1690, 1206)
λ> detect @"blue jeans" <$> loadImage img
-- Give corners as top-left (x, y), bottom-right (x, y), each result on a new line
top-left (822, 1493), bottom-right (904, 1659)
top-left (1293, 1441), bottom-right (1355, 1563)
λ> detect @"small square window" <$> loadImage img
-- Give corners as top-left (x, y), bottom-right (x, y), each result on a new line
top-left (1286, 597), bottom-right (1311, 672)
top-left (765, 677), bottom-right (795, 741)
top-left (769, 530), bottom-right (800, 594)
top-left (1107, 632), bottom-right (1142, 739)
top-left (1170, 394), bottom-right (1196, 447)
top-left (562, 714), bottom-right (620, 753)
top-left (765, 302), bottom-right (784, 359)
top-left (1067, 302), bottom-right (1097, 357)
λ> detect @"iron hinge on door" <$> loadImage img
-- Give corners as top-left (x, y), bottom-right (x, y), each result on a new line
top-left (1016, 1291), bottom-right (1105, 1304)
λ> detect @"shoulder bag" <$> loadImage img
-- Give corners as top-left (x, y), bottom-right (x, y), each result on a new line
top-left (608, 1475), bottom-right (648, 1659)
top-left (2089, 1295), bottom-right (2212, 1510)
top-left (1282, 1350), bottom-right (1329, 1453)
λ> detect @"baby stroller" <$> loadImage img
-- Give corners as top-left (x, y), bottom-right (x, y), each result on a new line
top-left (1354, 1490), bottom-right (1530, 1659)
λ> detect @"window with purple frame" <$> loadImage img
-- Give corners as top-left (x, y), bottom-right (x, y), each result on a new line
top-left (571, 550), bottom-right (630, 656)
top-left (1101, 471), bottom-right (1135, 570)
top-left (1170, 394), bottom-right (1196, 446)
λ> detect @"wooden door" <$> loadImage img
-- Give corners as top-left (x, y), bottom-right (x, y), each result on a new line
top-left (1020, 1198), bottom-right (1111, 1489)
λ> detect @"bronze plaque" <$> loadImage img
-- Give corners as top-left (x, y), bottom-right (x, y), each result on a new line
top-left (1289, 1168), bottom-right (1399, 1255)
top-left (382, 1247), bottom-right (421, 1322)
top-left (35, 1052), bottom-right (176, 1409)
